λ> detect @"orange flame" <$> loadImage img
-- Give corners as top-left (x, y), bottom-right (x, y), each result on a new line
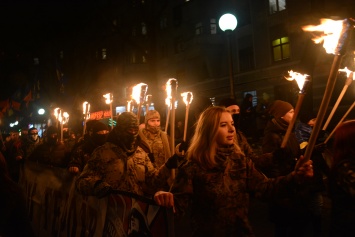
top-left (181, 92), bottom-right (194, 106)
top-left (103, 93), bottom-right (112, 104)
top-left (82, 101), bottom-right (90, 115)
top-left (132, 83), bottom-right (148, 104)
top-left (302, 19), bottom-right (348, 54)
top-left (285, 70), bottom-right (309, 91)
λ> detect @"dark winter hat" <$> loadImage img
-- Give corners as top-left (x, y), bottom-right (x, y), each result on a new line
top-left (92, 121), bottom-right (109, 134)
top-left (269, 100), bottom-right (294, 119)
top-left (145, 110), bottom-right (160, 124)
top-left (218, 98), bottom-right (238, 108)
top-left (116, 112), bottom-right (138, 130)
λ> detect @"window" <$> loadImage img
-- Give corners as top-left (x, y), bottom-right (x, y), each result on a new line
top-left (239, 46), bottom-right (255, 72)
top-left (174, 37), bottom-right (185, 53)
top-left (243, 91), bottom-right (257, 107)
top-left (269, 0), bottom-right (286, 14)
top-left (195, 22), bottom-right (203, 35)
top-left (272, 37), bottom-right (290, 61)
top-left (102, 48), bottom-right (107, 60)
top-left (210, 18), bottom-right (217, 34)
top-left (141, 22), bottom-right (147, 35)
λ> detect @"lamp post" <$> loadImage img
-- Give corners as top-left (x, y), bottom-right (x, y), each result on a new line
top-left (219, 13), bottom-right (238, 99)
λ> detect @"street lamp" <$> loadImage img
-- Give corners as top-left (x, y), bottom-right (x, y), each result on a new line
top-left (219, 13), bottom-right (238, 99)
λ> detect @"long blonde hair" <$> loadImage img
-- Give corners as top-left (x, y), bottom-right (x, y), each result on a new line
top-left (187, 106), bottom-right (236, 169)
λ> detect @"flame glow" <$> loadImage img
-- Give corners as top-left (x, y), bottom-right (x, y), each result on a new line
top-left (103, 93), bottom-right (112, 104)
top-left (285, 70), bottom-right (309, 91)
top-left (132, 83), bottom-right (148, 104)
top-left (339, 67), bottom-right (355, 80)
top-left (181, 92), bottom-right (194, 106)
top-left (82, 101), bottom-right (90, 115)
top-left (302, 18), bottom-right (346, 54)
top-left (54, 108), bottom-right (61, 120)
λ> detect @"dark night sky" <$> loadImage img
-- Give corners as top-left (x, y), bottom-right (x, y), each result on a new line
top-left (0, 1), bottom-right (98, 100)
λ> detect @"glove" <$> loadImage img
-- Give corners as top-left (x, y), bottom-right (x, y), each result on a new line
top-left (179, 141), bottom-right (188, 153)
top-left (165, 154), bottom-right (180, 169)
top-left (93, 180), bottom-right (112, 198)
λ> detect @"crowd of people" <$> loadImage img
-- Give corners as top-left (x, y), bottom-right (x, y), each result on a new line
top-left (1, 95), bottom-right (355, 237)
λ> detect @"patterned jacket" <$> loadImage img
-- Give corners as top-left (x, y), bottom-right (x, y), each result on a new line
top-left (171, 148), bottom-right (298, 237)
top-left (75, 142), bottom-right (171, 197)
top-left (139, 128), bottom-right (171, 168)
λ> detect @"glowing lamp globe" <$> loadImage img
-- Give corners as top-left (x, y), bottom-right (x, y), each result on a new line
top-left (218, 13), bottom-right (238, 32)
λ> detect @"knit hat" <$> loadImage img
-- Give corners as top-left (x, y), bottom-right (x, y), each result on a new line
top-left (92, 121), bottom-right (109, 134)
top-left (145, 110), bottom-right (160, 124)
top-left (218, 98), bottom-right (238, 108)
top-left (269, 100), bottom-right (293, 119)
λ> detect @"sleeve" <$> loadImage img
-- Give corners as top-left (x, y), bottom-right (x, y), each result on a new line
top-left (169, 162), bottom-right (194, 218)
top-left (144, 151), bottom-right (172, 191)
top-left (335, 162), bottom-right (355, 199)
top-left (75, 148), bottom-right (109, 196)
top-left (245, 156), bottom-right (297, 200)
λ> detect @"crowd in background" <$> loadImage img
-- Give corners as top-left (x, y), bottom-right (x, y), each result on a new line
top-left (0, 93), bottom-right (355, 237)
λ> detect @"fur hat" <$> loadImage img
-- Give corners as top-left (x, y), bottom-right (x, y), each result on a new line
top-left (269, 100), bottom-right (293, 119)
top-left (145, 110), bottom-right (160, 124)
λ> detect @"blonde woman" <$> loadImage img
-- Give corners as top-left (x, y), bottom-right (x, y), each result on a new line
top-left (154, 106), bottom-right (313, 237)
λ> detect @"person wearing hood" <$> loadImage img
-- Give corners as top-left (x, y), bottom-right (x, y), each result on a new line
top-left (75, 112), bottom-right (179, 198)
top-left (68, 120), bottom-right (109, 174)
top-left (138, 110), bottom-right (171, 168)
top-left (27, 126), bottom-right (71, 168)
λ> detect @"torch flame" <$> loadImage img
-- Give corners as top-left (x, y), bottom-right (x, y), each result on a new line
top-left (132, 83), bottom-right (148, 104)
top-left (54, 107), bottom-right (61, 119)
top-left (103, 93), bottom-right (112, 104)
top-left (181, 92), bottom-right (194, 106)
top-left (285, 70), bottom-right (309, 91)
top-left (339, 67), bottom-right (355, 80)
top-left (83, 101), bottom-right (90, 115)
top-left (302, 18), bottom-right (354, 55)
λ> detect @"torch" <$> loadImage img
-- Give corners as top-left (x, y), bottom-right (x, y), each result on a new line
top-left (61, 112), bottom-right (69, 142)
top-left (127, 100), bottom-right (132, 112)
top-left (132, 83), bottom-right (148, 124)
top-left (54, 107), bottom-right (61, 129)
top-left (181, 92), bottom-right (194, 142)
top-left (82, 101), bottom-right (90, 135)
top-left (166, 78), bottom-right (178, 155)
top-left (165, 81), bottom-right (172, 132)
top-left (145, 94), bottom-right (152, 113)
top-left (300, 18), bottom-right (354, 164)
top-left (281, 71), bottom-right (311, 148)
top-left (103, 93), bottom-right (113, 129)
top-left (324, 100), bottom-right (355, 144)
top-left (322, 67), bottom-right (354, 130)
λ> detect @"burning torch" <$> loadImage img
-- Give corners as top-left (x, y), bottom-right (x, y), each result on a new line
top-left (145, 94), bottom-right (152, 113)
top-left (281, 70), bottom-right (311, 148)
top-left (82, 101), bottom-right (90, 135)
top-left (300, 18), bottom-right (354, 164)
top-left (322, 67), bottom-right (354, 130)
top-left (181, 92), bottom-right (193, 142)
top-left (54, 108), bottom-right (69, 142)
top-left (166, 78), bottom-right (178, 155)
top-left (103, 93), bottom-right (113, 129)
top-left (132, 83), bottom-right (148, 124)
